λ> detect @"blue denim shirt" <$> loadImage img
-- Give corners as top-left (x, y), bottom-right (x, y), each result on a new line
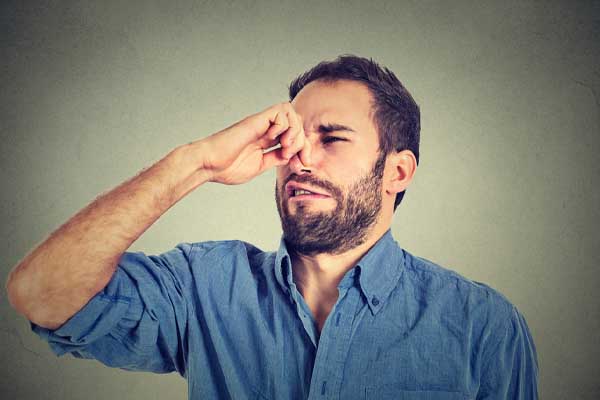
top-left (30, 230), bottom-right (538, 399)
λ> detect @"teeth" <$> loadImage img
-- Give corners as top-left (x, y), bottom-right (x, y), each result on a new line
top-left (294, 189), bottom-right (314, 196)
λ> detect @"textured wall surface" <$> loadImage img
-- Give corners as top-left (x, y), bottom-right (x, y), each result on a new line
top-left (1, 1), bottom-right (599, 399)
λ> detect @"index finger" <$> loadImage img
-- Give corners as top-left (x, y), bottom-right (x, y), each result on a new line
top-left (291, 111), bottom-right (312, 166)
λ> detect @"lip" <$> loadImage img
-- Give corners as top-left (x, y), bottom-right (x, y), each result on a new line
top-left (289, 193), bottom-right (332, 202)
top-left (285, 181), bottom-right (331, 198)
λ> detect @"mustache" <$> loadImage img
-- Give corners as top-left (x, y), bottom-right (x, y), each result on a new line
top-left (283, 173), bottom-right (343, 198)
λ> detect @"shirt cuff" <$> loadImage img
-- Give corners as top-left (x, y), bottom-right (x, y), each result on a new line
top-left (29, 290), bottom-right (133, 357)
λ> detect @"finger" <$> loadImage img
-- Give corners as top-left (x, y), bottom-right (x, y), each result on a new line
top-left (279, 129), bottom-right (296, 158)
top-left (287, 128), bottom-right (305, 159)
top-left (279, 110), bottom-right (302, 159)
top-left (258, 108), bottom-right (296, 152)
top-left (278, 122), bottom-right (297, 149)
top-left (284, 110), bottom-right (311, 165)
top-left (243, 102), bottom-right (295, 144)
top-left (264, 110), bottom-right (289, 141)
top-left (260, 146), bottom-right (290, 172)
top-left (297, 132), bottom-right (312, 166)
top-left (257, 131), bottom-right (281, 149)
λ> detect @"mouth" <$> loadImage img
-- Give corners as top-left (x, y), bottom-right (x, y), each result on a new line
top-left (285, 181), bottom-right (331, 199)
top-left (289, 191), bottom-right (332, 202)
top-left (285, 184), bottom-right (333, 204)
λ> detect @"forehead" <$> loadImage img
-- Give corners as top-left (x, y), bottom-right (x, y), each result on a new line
top-left (291, 79), bottom-right (376, 135)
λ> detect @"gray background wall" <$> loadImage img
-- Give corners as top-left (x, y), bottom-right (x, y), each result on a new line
top-left (1, 1), bottom-right (598, 399)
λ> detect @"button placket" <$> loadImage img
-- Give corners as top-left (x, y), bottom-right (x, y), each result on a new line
top-left (307, 286), bottom-right (360, 399)
top-left (371, 296), bottom-right (380, 306)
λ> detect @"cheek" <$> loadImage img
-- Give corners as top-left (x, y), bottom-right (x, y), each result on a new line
top-left (275, 166), bottom-right (285, 179)
top-left (275, 183), bottom-right (285, 200)
top-left (324, 157), bottom-right (372, 186)
top-left (275, 169), bottom-right (286, 187)
top-left (322, 143), bottom-right (378, 168)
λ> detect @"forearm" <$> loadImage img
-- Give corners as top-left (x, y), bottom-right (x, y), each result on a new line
top-left (6, 141), bottom-right (210, 329)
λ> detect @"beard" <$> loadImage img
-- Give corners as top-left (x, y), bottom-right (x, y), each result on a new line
top-left (275, 152), bottom-right (386, 256)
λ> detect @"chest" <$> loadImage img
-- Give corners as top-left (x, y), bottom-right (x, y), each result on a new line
top-left (187, 284), bottom-right (477, 400)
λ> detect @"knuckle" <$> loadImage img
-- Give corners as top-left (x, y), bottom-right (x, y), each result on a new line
top-left (283, 101), bottom-right (295, 115)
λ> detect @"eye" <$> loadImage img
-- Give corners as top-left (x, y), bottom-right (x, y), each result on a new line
top-left (322, 136), bottom-right (347, 144)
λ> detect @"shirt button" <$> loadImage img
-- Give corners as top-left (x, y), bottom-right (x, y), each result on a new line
top-left (371, 296), bottom-right (380, 306)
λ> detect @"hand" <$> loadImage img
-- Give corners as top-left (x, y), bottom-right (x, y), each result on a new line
top-left (199, 102), bottom-right (311, 185)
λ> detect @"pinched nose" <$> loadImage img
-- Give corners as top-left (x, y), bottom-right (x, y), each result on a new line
top-left (288, 153), bottom-right (312, 175)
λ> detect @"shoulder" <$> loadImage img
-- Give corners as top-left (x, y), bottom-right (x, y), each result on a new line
top-left (184, 239), bottom-right (263, 255)
top-left (184, 239), bottom-right (275, 270)
top-left (399, 250), bottom-right (538, 390)
top-left (401, 249), bottom-right (536, 357)
top-left (401, 249), bottom-right (516, 318)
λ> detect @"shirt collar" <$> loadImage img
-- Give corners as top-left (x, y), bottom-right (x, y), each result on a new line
top-left (274, 238), bottom-right (293, 296)
top-left (274, 229), bottom-right (404, 316)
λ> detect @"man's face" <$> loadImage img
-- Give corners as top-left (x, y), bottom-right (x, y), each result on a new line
top-left (275, 79), bottom-right (386, 255)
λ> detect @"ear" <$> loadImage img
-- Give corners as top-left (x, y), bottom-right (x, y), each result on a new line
top-left (384, 150), bottom-right (417, 195)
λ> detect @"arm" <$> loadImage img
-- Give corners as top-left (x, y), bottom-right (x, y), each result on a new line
top-left (6, 101), bottom-right (310, 330)
top-left (5, 144), bottom-right (208, 329)
top-left (477, 305), bottom-right (539, 399)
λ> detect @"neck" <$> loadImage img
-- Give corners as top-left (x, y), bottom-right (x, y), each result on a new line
top-left (289, 221), bottom-right (390, 298)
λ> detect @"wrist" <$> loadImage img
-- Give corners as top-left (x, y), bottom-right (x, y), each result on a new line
top-left (162, 142), bottom-right (211, 204)
top-left (167, 140), bottom-right (214, 193)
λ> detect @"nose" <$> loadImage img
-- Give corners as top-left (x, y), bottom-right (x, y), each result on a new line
top-left (287, 124), bottom-right (315, 175)
top-left (288, 153), bottom-right (312, 175)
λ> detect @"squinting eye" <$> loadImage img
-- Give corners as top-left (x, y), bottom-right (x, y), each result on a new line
top-left (322, 136), bottom-right (347, 144)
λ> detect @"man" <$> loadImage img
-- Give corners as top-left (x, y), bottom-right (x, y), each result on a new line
top-left (6, 55), bottom-right (538, 399)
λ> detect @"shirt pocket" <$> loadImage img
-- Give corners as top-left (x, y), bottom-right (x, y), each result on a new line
top-left (365, 386), bottom-right (471, 400)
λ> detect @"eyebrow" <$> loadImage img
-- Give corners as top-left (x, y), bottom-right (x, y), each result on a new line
top-left (317, 123), bottom-right (356, 134)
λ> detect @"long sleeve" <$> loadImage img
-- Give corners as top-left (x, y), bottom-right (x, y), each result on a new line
top-left (477, 304), bottom-right (539, 399)
top-left (29, 242), bottom-right (195, 377)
